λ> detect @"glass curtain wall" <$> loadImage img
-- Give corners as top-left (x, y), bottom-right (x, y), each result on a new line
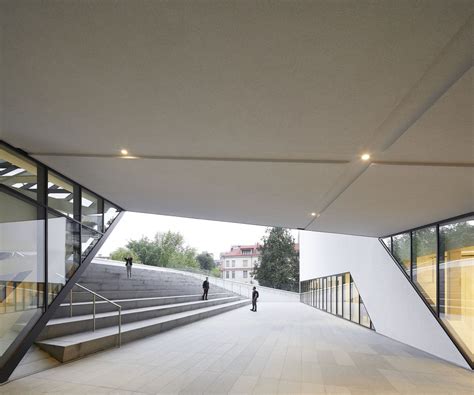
top-left (439, 217), bottom-right (473, 364)
top-left (0, 191), bottom-right (44, 363)
top-left (382, 213), bottom-right (474, 367)
top-left (0, 142), bottom-right (121, 371)
top-left (300, 272), bottom-right (373, 330)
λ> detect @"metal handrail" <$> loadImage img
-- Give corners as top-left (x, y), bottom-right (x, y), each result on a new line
top-left (55, 273), bottom-right (122, 347)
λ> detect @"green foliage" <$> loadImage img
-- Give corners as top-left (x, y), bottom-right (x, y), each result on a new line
top-left (253, 227), bottom-right (299, 292)
top-left (124, 231), bottom-right (199, 268)
top-left (210, 267), bottom-right (221, 278)
top-left (110, 247), bottom-right (138, 262)
top-left (196, 252), bottom-right (215, 271)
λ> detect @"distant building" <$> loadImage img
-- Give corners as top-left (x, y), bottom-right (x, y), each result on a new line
top-left (220, 244), bottom-right (260, 284)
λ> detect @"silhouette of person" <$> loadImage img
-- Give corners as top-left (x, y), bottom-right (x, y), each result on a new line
top-left (251, 286), bottom-right (259, 312)
top-left (202, 277), bottom-right (210, 300)
top-left (125, 256), bottom-right (133, 279)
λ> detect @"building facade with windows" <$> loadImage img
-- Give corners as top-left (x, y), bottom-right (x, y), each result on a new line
top-left (220, 245), bottom-right (260, 284)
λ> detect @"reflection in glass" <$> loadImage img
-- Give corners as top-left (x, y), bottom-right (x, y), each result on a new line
top-left (360, 297), bottom-right (371, 328)
top-left (104, 201), bottom-right (119, 230)
top-left (392, 233), bottom-right (411, 274)
top-left (48, 213), bottom-right (81, 304)
top-left (439, 217), bottom-right (474, 364)
top-left (331, 275), bottom-right (336, 314)
top-left (343, 273), bottom-right (350, 320)
top-left (81, 226), bottom-right (101, 260)
top-left (82, 190), bottom-right (103, 232)
top-left (322, 278), bottom-right (327, 311)
top-left (382, 237), bottom-right (391, 251)
top-left (413, 226), bottom-right (437, 310)
top-left (0, 191), bottom-right (44, 361)
top-left (351, 278), bottom-right (359, 324)
top-left (0, 146), bottom-right (37, 200)
top-left (48, 172), bottom-right (74, 218)
top-left (337, 275), bottom-right (343, 316)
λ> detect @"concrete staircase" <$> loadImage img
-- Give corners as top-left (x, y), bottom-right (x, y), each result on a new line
top-left (36, 261), bottom-right (249, 362)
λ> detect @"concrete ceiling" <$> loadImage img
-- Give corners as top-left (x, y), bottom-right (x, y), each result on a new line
top-left (1, 1), bottom-right (473, 236)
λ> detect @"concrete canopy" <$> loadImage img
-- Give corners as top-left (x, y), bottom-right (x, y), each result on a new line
top-left (1, 1), bottom-right (473, 236)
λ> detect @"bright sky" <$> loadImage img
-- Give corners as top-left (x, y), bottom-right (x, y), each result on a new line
top-left (99, 212), bottom-right (300, 259)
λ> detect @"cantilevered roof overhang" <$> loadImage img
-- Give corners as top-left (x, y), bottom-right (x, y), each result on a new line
top-left (1, 1), bottom-right (472, 236)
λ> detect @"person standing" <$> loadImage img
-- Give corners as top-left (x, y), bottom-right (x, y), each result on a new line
top-left (251, 286), bottom-right (259, 312)
top-left (125, 256), bottom-right (133, 279)
top-left (202, 277), bottom-right (210, 300)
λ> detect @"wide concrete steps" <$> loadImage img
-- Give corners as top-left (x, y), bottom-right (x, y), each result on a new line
top-left (36, 299), bottom-right (249, 362)
top-left (54, 292), bottom-right (231, 318)
top-left (39, 296), bottom-right (240, 340)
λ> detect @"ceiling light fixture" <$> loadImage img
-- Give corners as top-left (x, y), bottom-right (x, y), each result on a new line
top-left (120, 149), bottom-right (128, 155)
top-left (311, 212), bottom-right (317, 216)
top-left (361, 153), bottom-right (370, 161)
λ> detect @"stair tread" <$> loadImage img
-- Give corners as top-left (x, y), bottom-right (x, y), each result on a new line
top-left (37, 300), bottom-right (248, 346)
top-left (60, 292), bottom-right (230, 306)
top-left (48, 296), bottom-right (240, 325)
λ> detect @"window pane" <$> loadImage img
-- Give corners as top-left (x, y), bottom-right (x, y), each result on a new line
top-left (81, 226), bottom-right (101, 260)
top-left (48, 172), bottom-right (74, 218)
top-left (412, 226), bottom-right (437, 310)
top-left (382, 237), bottom-right (391, 251)
top-left (48, 213), bottom-right (81, 304)
top-left (325, 277), bottom-right (330, 311)
top-left (392, 233), bottom-right (411, 274)
top-left (337, 275), bottom-right (343, 316)
top-left (0, 146), bottom-right (37, 200)
top-left (360, 297), bottom-right (371, 328)
top-left (343, 273), bottom-right (350, 320)
top-left (0, 190), bottom-right (44, 361)
top-left (439, 217), bottom-right (474, 364)
top-left (331, 275), bottom-right (337, 314)
top-left (82, 190), bottom-right (103, 232)
top-left (351, 277), bottom-right (359, 323)
top-left (322, 278), bottom-right (327, 310)
top-left (104, 201), bottom-right (119, 230)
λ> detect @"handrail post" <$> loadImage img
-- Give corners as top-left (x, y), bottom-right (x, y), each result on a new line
top-left (118, 307), bottom-right (122, 347)
top-left (93, 294), bottom-right (96, 331)
top-left (70, 289), bottom-right (73, 317)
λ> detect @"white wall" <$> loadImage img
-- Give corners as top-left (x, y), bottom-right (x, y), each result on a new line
top-left (300, 230), bottom-right (470, 369)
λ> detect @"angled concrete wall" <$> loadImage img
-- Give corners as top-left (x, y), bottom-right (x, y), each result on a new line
top-left (299, 230), bottom-right (470, 369)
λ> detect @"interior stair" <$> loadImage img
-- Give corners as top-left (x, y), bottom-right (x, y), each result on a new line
top-left (35, 261), bottom-right (249, 362)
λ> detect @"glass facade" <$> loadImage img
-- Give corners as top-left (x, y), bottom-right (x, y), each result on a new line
top-left (48, 172), bottom-right (75, 218)
top-left (300, 272), bottom-right (373, 330)
top-left (0, 146), bottom-right (37, 200)
top-left (382, 213), bottom-right (474, 367)
top-left (0, 191), bottom-right (44, 362)
top-left (413, 226), bottom-right (437, 310)
top-left (0, 142), bottom-right (121, 375)
top-left (392, 233), bottom-right (411, 274)
top-left (439, 217), bottom-right (474, 364)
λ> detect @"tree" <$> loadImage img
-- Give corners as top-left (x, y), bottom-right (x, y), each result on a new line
top-left (253, 227), bottom-right (299, 292)
top-left (196, 252), bottom-right (215, 271)
top-left (110, 247), bottom-right (138, 262)
top-left (124, 231), bottom-right (199, 268)
top-left (127, 236), bottom-right (161, 266)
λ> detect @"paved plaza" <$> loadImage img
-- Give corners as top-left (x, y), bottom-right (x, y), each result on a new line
top-left (1, 302), bottom-right (472, 394)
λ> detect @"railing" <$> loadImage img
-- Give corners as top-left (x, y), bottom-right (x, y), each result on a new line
top-left (68, 282), bottom-right (122, 347)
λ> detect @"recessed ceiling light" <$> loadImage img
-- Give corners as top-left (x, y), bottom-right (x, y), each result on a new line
top-left (120, 149), bottom-right (128, 155)
top-left (311, 212), bottom-right (316, 216)
top-left (361, 153), bottom-right (370, 161)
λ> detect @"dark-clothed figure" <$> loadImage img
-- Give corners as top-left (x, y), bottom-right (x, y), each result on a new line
top-left (125, 256), bottom-right (133, 279)
top-left (251, 286), bottom-right (259, 312)
top-left (202, 277), bottom-right (210, 300)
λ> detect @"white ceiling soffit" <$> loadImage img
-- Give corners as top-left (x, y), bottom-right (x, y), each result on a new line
top-left (307, 164), bottom-right (474, 237)
top-left (32, 156), bottom-right (347, 229)
top-left (2, 1), bottom-right (473, 236)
